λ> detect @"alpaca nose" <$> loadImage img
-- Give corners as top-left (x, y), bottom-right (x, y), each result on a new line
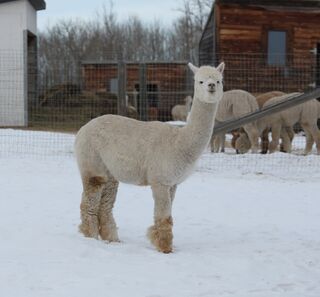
top-left (208, 83), bottom-right (216, 92)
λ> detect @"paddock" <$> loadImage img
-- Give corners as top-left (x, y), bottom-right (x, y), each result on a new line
top-left (0, 129), bottom-right (319, 296)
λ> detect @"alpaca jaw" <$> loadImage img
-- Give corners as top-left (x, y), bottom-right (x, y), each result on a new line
top-left (201, 87), bottom-right (223, 104)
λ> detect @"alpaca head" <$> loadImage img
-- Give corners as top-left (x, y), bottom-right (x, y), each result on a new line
top-left (188, 62), bottom-right (224, 104)
top-left (235, 133), bottom-right (251, 154)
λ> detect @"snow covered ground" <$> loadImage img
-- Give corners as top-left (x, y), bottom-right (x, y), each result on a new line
top-left (0, 129), bottom-right (320, 297)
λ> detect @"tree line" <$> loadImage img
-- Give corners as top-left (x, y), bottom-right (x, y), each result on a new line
top-left (38, 0), bottom-right (213, 85)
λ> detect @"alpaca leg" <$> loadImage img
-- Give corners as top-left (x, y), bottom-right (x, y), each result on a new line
top-left (220, 133), bottom-right (225, 153)
top-left (280, 127), bottom-right (292, 153)
top-left (79, 176), bottom-right (105, 239)
top-left (269, 123), bottom-right (281, 153)
top-left (260, 128), bottom-right (269, 154)
top-left (308, 124), bottom-right (320, 154)
top-left (302, 123), bottom-right (320, 154)
top-left (284, 126), bottom-right (295, 152)
top-left (301, 124), bottom-right (313, 154)
top-left (98, 177), bottom-right (120, 242)
top-left (287, 126), bottom-right (295, 143)
top-left (211, 134), bottom-right (221, 153)
top-left (147, 184), bottom-right (173, 253)
top-left (170, 185), bottom-right (177, 203)
top-left (210, 134), bottom-right (216, 152)
top-left (244, 125), bottom-right (259, 153)
top-left (305, 131), bottom-right (314, 155)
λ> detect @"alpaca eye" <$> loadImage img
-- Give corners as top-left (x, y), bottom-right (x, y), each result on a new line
top-left (217, 81), bottom-right (220, 84)
top-left (199, 81), bottom-right (203, 84)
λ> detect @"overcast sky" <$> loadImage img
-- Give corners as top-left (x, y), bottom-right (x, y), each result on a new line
top-left (37, 0), bottom-right (182, 31)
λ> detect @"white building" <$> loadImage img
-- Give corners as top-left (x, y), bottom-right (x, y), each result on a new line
top-left (0, 0), bottom-right (45, 126)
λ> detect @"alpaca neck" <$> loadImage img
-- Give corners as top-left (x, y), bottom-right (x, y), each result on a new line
top-left (178, 96), bottom-right (219, 159)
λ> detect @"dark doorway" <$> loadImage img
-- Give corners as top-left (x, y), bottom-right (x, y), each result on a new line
top-left (316, 43), bottom-right (320, 88)
top-left (317, 44), bottom-right (320, 128)
top-left (27, 32), bottom-right (37, 105)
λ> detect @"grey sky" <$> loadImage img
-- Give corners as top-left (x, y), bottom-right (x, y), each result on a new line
top-left (37, 0), bottom-right (182, 31)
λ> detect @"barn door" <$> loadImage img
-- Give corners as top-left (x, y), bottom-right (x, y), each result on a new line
top-left (27, 32), bottom-right (37, 106)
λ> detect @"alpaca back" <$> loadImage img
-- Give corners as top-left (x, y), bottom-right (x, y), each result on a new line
top-left (256, 91), bottom-right (286, 108)
top-left (261, 93), bottom-right (302, 129)
top-left (216, 89), bottom-right (258, 121)
top-left (171, 96), bottom-right (192, 121)
top-left (171, 105), bottom-right (188, 121)
top-left (298, 99), bottom-right (320, 125)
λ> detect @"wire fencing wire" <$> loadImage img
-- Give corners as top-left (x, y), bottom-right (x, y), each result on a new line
top-left (0, 50), bottom-right (320, 174)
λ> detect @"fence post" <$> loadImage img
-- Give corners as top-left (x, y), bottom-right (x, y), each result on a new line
top-left (139, 63), bottom-right (148, 121)
top-left (117, 60), bottom-right (127, 116)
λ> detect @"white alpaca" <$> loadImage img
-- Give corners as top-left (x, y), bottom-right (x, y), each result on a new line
top-left (234, 91), bottom-right (293, 154)
top-left (74, 62), bottom-right (225, 253)
top-left (171, 95), bottom-right (193, 121)
top-left (259, 93), bottom-right (320, 154)
top-left (211, 90), bottom-right (260, 153)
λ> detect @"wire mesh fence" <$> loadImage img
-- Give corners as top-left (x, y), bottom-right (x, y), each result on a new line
top-left (1, 50), bottom-right (320, 174)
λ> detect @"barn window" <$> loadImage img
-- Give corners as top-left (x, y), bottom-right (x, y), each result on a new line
top-left (267, 31), bottom-right (287, 66)
top-left (110, 78), bottom-right (118, 94)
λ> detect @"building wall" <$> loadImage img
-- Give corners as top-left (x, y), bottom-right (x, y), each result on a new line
top-left (82, 63), bottom-right (190, 121)
top-left (0, 0), bottom-right (37, 126)
top-left (199, 9), bottom-right (216, 66)
top-left (211, 3), bottom-right (320, 93)
top-left (217, 4), bottom-right (320, 54)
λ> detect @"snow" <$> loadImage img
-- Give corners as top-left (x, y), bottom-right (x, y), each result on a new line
top-left (1, 129), bottom-right (320, 297)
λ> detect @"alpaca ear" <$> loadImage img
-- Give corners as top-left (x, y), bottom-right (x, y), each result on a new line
top-left (216, 62), bottom-right (225, 74)
top-left (188, 62), bottom-right (199, 74)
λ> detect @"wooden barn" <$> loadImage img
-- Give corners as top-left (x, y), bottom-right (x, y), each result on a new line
top-left (82, 61), bottom-right (191, 121)
top-left (199, 0), bottom-right (320, 93)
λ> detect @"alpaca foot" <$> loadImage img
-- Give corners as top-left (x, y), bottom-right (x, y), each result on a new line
top-left (147, 217), bottom-right (173, 253)
top-left (78, 221), bottom-right (99, 239)
top-left (79, 203), bottom-right (99, 238)
top-left (99, 225), bottom-right (120, 242)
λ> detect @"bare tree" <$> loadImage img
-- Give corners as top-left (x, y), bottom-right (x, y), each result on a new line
top-left (171, 0), bottom-right (213, 62)
top-left (38, 0), bottom-right (213, 85)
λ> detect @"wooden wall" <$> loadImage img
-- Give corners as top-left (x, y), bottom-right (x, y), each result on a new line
top-left (82, 63), bottom-right (191, 121)
top-left (214, 3), bottom-right (320, 93)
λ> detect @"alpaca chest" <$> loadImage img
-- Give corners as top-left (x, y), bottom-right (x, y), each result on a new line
top-left (148, 154), bottom-right (198, 186)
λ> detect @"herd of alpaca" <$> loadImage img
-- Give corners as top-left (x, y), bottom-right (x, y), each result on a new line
top-left (231, 92), bottom-right (320, 155)
top-left (206, 90), bottom-right (320, 155)
top-left (75, 62), bottom-right (225, 253)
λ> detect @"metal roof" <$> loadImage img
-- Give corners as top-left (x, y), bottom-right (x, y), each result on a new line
top-left (0, 0), bottom-right (46, 11)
